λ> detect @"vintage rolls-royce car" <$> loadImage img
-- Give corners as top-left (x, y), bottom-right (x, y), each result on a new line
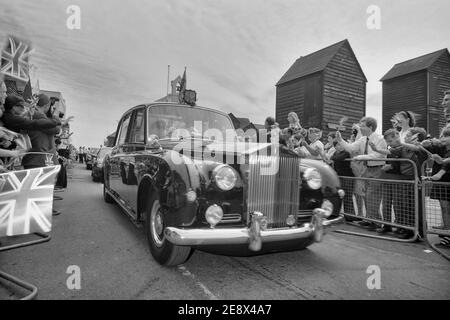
top-left (103, 103), bottom-right (344, 266)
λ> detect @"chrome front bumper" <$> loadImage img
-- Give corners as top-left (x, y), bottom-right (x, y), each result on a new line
top-left (164, 211), bottom-right (344, 250)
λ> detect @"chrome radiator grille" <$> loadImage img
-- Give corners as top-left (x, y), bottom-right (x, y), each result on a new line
top-left (247, 155), bottom-right (300, 228)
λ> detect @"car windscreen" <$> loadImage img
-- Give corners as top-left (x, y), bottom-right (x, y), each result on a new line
top-left (98, 148), bottom-right (111, 158)
top-left (147, 105), bottom-right (236, 142)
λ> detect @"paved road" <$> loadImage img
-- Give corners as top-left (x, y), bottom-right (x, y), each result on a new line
top-left (1, 163), bottom-right (449, 300)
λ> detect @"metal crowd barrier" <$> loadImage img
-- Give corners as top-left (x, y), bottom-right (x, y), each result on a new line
top-left (421, 161), bottom-right (450, 261)
top-left (0, 152), bottom-right (60, 300)
top-left (3, 151), bottom-right (56, 171)
top-left (333, 158), bottom-right (420, 243)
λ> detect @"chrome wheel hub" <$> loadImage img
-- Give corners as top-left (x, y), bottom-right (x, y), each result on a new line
top-left (150, 200), bottom-right (165, 247)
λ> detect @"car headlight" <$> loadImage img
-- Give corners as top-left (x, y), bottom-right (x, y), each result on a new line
top-left (304, 167), bottom-right (322, 190)
top-left (212, 165), bottom-right (238, 191)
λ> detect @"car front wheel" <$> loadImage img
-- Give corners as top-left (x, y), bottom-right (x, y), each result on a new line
top-left (145, 193), bottom-right (192, 266)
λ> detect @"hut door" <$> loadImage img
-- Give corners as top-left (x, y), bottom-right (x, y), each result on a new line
top-left (303, 74), bottom-right (322, 128)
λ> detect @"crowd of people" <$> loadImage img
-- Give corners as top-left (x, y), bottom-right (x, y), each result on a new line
top-left (77, 146), bottom-right (89, 163)
top-left (1, 76), bottom-right (449, 248)
top-left (0, 79), bottom-right (73, 188)
top-left (262, 91), bottom-right (450, 246)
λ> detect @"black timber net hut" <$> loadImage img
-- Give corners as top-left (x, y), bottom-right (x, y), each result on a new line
top-left (381, 48), bottom-right (450, 138)
top-left (276, 39), bottom-right (367, 138)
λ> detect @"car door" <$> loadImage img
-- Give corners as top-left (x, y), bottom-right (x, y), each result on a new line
top-left (109, 111), bottom-right (132, 203)
top-left (124, 107), bottom-right (147, 212)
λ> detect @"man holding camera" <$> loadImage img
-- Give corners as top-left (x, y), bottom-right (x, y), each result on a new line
top-left (336, 117), bottom-right (387, 230)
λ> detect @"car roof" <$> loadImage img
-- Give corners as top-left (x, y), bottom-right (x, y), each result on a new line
top-left (121, 102), bottom-right (230, 119)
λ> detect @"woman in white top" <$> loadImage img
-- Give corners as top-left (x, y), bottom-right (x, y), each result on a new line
top-left (301, 128), bottom-right (325, 160)
top-left (394, 111), bottom-right (416, 143)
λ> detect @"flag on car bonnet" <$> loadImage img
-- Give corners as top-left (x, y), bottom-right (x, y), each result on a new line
top-left (178, 68), bottom-right (186, 104)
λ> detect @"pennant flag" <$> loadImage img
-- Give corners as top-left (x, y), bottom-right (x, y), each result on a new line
top-left (0, 36), bottom-right (32, 82)
top-left (178, 68), bottom-right (187, 104)
top-left (23, 77), bottom-right (33, 102)
top-left (0, 166), bottom-right (60, 237)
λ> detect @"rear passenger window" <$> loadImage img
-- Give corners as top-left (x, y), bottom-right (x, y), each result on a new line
top-left (117, 113), bottom-right (131, 145)
top-left (129, 109), bottom-right (145, 143)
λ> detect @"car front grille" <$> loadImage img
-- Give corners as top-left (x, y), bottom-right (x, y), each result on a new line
top-left (247, 155), bottom-right (300, 228)
top-left (220, 213), bottom-right (242, 224)
top-left (297, 210), bottom-right (313, 224)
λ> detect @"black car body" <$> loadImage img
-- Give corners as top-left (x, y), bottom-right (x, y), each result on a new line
top-left (86, 148), bottom-right (99, 170)
top-left (92, 147), bottom-right (112, 182)
top-left (103, 103), bottom-right (344, 266)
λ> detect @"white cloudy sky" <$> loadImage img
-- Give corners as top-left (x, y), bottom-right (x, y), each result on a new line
top-left (0, 0), bottom-right (448, 147)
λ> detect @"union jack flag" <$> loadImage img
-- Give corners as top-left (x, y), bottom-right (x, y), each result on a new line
top-left (0, 166), bottom-right (60, 237)
top-left (178, 68), bottom-right (187, 103)
top-left (4, 79), bottom-right (20, 96)
top-left (0, 36), bottom-right (32, 82)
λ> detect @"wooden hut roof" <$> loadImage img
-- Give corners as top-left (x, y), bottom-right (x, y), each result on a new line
top-left (381, 49), bottom-right (449, 81)
top-left (276, 39), bottom-right (367, 86)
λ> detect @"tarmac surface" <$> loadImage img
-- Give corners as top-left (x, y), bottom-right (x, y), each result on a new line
top-left (1, 163), bottom-right (449, 300)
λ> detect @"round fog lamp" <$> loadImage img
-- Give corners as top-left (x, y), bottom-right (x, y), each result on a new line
top-left (186, 190), bottom-right (197, 202)
top-left (205, 204), bottom-right (223, 227)
top-left (260, 217), bottom-right (268, 230)
top-left (286, 215), bottom-right (296, 227)
top-left (321, 200), bottom-right (334, 218)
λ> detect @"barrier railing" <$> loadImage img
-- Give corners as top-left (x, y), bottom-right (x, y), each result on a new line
top-left (0, 153), bottom-right (60, 300)
top-left (333, 158), bottom-right (420, 243)
top-left (10, 151), bottom-right (56, 167)
top-left (421, 160), bottom-right (450, 261)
